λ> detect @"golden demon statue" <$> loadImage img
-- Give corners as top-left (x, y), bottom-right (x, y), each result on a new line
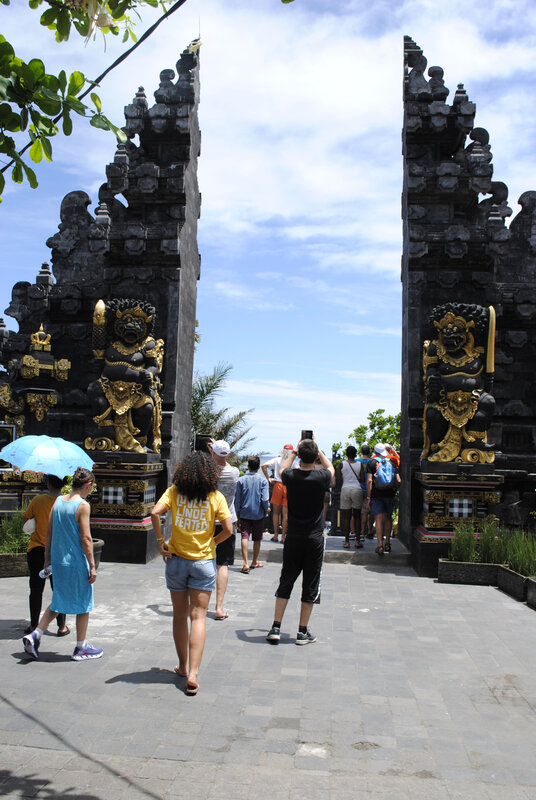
top-left (422, 303), bottom-right (495, 464)
top-left (86, 298), bottom-right (164, 453)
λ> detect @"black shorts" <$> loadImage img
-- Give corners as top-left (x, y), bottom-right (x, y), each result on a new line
top-left (275, 534), bottom-right (325, 604)
top-left (214, 524), bottom-right (236, 566)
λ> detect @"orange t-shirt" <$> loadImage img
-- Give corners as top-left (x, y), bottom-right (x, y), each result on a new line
top-left (23, 494), bottom-right (56, 551)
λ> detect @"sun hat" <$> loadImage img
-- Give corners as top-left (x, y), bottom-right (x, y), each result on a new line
top-left (212, 440), bottom-right (231, 457)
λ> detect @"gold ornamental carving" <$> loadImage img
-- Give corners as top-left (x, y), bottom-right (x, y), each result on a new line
top-left (421, 305), bottom-right (496, 464)
top-left (86, 299), bottom-right (164, 454)
top-left (26, 392), bottom-right (57, 422)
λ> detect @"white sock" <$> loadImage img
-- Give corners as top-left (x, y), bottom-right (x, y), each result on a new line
top-left (76, 640), bottom-right (86, 649)
top-left (34, 627), bottom-right (43, 639)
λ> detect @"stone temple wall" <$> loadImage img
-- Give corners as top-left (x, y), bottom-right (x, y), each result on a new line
top-left (0, 44), bottom-right (202, 479)
top-left (400, 37), bottom-right (536, 551)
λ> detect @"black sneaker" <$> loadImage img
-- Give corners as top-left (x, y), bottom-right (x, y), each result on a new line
top-left (296, 629), bottom-right (317, 646)
top-left (266, 626), bottom-right (281, 644)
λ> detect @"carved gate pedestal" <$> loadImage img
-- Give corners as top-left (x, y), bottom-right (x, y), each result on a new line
top-left (412, 463), bottom-right (503, 577)
top-left (90, 452), bottom-right (165, 564)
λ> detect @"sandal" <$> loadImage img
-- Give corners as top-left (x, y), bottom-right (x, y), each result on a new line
top-left (384, 543), bottom-right (391, 553)
top-left (343, 541), bottom-right (350, 549)
top-left (375, 546), bottom-right (384, 555)
top-left (355, 541), bottom-right (363, 549)
top-left (240, 566), bottom-right (250, 573)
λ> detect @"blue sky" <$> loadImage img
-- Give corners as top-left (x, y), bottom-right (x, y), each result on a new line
top-left (2, 0), bottom-right (536, 456)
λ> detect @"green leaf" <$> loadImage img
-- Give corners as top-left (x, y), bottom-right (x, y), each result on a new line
top-left (27, 59), bottom-right (46, 83)
top-left (41, 74), bottom-right (60, 94)
top-left (73, 19), bottom-right (90, 36)
top-left (58, 70), bottom-right (67, 95)
top-left (0, 41), bottom-right (15, 61)
top-left (34, 92), bottom-right (62, 116)
top-left (41, 136), bottom-right (52, 162)
top-left (56, 9), bottom-right (71, 39)
top-left (29, 138), bottom-right (43, 163)
top-left (111, 0), bottom-right (130, 17)
top-left (64, 95), bottom-right (87, 116)
top-left (40, 7), bottom-right (57, 26)
top-left (0, 172), bottom-right (5, 198)
top-left (90, 114), bottom-right (110, 131)
top-left (20, 106), bottom-right (28, 130)
top-left (105, 118), bottom-right (127, 143)
top-left (0, 103), bottom-right (21, 131)
top-left (122, 29), bottom-right (129, 43)
top-left (12, 162), bottom-right (23, 183)
top-left (21, 160), bottom-right (38, 188)
top-left (90, 92), bottom-right (102, 113)
top-left (67, 71), bottom-right (85, 97)
top-left (62, 110), bottom-right (72, 136)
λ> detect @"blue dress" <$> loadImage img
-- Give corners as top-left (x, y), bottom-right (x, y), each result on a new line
top-left (50, 496), bottom-right (93, 615)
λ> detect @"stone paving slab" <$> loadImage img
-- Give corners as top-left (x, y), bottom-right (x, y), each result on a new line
top-left (1, 549), bottom-right (536, 799)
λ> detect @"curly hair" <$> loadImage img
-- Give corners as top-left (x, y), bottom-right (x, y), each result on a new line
top-left (72, 468), bottom-right (95, 488)
top-left (172, 452), bottom-right (219, 501)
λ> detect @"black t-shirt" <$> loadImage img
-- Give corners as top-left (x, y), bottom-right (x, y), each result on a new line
top-left (282, 467), bottom-right (331, 537)
top-left (366, 457), bottom-right (400, 499)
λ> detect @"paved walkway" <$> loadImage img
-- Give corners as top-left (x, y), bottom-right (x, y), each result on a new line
top-left (1, 536), bottom-right (536, 799)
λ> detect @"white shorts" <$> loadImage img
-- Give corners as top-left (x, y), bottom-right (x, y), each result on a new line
top-left (340, 485), bottom-right (363, 510)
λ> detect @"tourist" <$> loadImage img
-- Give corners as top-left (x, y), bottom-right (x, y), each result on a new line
top-left (266, 438), bottom-right (334, 646)
top-left (336, 446), bottom-right (364, 549)
top-left (358, 444), bottom-right (373, 539)
top-left (208, 440), bottom-right (239, 620)
top-left (22, 468), bottom-right (102, 662)
top-left (23, 474), bottom-right (70, 637)
top-left (150, 452), bottom-right (232, 695)
top-left (235, 455), bottom-right (270, 573)
top-left (366, 444), bottom-right (401, 555)
top-left (261, 445), bottom-right (294, 542)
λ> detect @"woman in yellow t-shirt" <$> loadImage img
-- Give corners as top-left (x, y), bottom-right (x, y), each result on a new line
top-left (151, 452), bottom-right (232, 696)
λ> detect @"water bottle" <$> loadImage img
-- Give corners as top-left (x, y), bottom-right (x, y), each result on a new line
top-left (39, 565), bottom-right (52, 579)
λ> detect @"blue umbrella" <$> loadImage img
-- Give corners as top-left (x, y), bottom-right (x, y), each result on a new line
top-left (0, 435), bottom-right (94, 479)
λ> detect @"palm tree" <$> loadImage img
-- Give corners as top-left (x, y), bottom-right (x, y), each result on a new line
top-left (190, 363), bottom-right (256, 463)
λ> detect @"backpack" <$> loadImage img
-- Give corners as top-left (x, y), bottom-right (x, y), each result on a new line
top-left (373, 457), bottom-right (397, 490)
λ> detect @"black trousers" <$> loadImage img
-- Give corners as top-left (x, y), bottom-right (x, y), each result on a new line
top-left (27, 547), bottom-right (66, 630)
top-left (275, 533), bottom-right (325, 604)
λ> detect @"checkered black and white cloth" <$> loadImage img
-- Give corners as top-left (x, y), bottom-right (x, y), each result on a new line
top-left (448, 498), bottom-right (473, 518)
top-left (101, 486), bottom-right (124, 505)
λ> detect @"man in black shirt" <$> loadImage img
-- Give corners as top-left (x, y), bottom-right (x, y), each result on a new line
top-left (266, 439), bottom-right (334, 646)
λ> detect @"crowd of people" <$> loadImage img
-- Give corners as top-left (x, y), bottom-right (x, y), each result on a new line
top-left (20, 435), bottom-right (400, 696)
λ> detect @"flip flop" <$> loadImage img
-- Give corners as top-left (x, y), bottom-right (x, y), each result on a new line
top-left (57, 626), bottom-right (70, 637)
top-left (173, 666), bottom-right (188, 677)
top-left (250, 563), bottom-right (263, 569)
top-left (185, 681), bottom-right (199, 696)
top-left (343, 542), bottom-right (350, 549)
top-left (240, 567), bottom-right (250, 573)
top-left (375, 546), bottom-right (384, 555)
top-left (215, 613), bottom-right (229, 620)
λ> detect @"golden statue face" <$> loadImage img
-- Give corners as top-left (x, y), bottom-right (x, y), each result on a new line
top-left (114, 312), bottom-right (147, 345)
top-left (435, 312), bottom-right (473, 353)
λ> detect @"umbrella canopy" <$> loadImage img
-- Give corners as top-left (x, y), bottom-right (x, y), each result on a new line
top-left (0, 435), bottom-right (94, 479)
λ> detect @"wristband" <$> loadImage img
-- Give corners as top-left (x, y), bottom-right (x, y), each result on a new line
top-left (157, 536), bottom-right (164, 543)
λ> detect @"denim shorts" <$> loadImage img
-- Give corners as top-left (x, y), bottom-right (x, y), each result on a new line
top-left (165, 555), bottom-right (217, 592)
top-left (370, 496), bottom-right (395, 517)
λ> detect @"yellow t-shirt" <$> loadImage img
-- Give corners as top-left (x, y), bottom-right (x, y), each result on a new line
top-left (23, 494), bottom-right (56, 551)
top-left (158, 486), bottom-right (230, 561)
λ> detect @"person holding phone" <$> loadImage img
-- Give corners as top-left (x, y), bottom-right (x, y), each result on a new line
top-left (266, 438), bottom-right (334, 646)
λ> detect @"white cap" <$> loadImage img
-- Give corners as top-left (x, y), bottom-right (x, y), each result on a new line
top-left (212, 440), bottom-right (231, 457)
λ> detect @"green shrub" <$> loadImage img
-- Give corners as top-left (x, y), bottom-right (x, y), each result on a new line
top-left (449, 519), bottom-right (476, 562)
top-left (505, 529), bottom-right (536, 577)
top-left (478, 520), bottom-right (500, 563)
top-left (0, 510), bottom-right (30, 554)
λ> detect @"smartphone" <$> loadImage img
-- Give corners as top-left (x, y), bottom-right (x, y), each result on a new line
top-left (194, 433), bottom-right (212, 452)
top-left (301, 429), bottom-right (313, 440)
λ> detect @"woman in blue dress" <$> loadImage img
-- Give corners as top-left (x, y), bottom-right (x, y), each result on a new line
top-left (23, 468), bottom-right (103, 662)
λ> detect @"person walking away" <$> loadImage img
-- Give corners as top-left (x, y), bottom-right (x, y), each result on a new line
top-left (366, 444), bottom-right (401, 555)
top-left (22, 468), bottom-right (102, 662)
top-left (209, 440), bottom-right (239, 620)
top-left (150, 452), bottom-right (232, 695)
top-left (235, 456), bottom-right (270, 573)
top-left (261, 445), bottom-right (294, 542)
top-left (266, 438), bottom-right (334, 646)
top-left (23, 474), bottom-right (69, 636)
top-left (335, 446), bottom-right (364, 549)
top-left (358, 444), bottom-right (373, 539)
